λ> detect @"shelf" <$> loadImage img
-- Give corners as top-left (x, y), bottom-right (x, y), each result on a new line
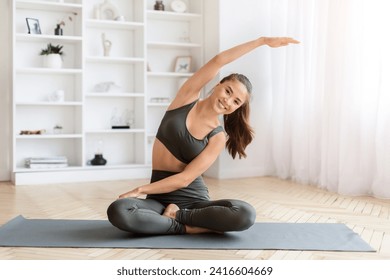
top-left (85, 93), bottom-right (144, 98)
top-left (16, 33), bottom-right (82, 43)
top-left (147, 41), bottom-right (202, 49)
top-left (15, 101), bottom-right (82, 106)
top-left (147, 102), bottom-right (170, 107)
top-left (147, 71), bottom-right (193, 77)
top-left (147, 10), bottom-right (202, 21)
top-left (16, 134), bottom-right (83, 139)
top-left (15, 165), bottom-right (83, 173)
top-left (16, 67), bottom-right (82, 74)
top-left (82, 163), bottom-right (149, 170)
top-left (86, 56), bottom-right (145, 64)
top-left (16, 0), bottom-right (82, 12)
top-left (85, 129), bottom-right (145, 134)
top-left (85, 19), bottom-right (144, 30)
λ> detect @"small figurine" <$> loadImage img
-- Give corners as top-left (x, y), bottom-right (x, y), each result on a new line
top-left (93, 81), bottom-right (120, 92)
top-left (102, 33), bottom-right (112, 56)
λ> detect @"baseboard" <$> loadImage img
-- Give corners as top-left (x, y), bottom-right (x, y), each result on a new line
top-left (12, 166), bottom-right (152, 185)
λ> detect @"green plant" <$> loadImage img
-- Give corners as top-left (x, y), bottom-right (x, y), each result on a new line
top-left (40, 43), bottom-right (64, 56)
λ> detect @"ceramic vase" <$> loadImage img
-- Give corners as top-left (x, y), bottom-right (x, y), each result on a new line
top-left (44, 54), bottom-right (62, 69)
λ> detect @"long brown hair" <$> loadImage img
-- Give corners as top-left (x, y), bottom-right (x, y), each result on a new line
top-left (221, 73), bottom-right (254, 159)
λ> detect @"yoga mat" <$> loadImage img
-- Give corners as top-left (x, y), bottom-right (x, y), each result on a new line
top-left (0, 215), bottom-right (374, 251)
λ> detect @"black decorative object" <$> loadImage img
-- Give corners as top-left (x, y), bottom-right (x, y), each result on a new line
top-left (54, 24), bottom-right (63, 35)
top-left (154, 1), bottom-right (164, 11)
top-left (91, 154), bottom-right (107, 166)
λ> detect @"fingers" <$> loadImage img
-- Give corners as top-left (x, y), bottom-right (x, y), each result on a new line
top-left (287, 37), bottom-right (300, 44)
top-left (264, 37), bottom-right (300, 48)
top-left (282, 37), bottom-right (300, 45)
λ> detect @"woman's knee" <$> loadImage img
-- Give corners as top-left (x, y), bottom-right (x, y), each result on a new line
top-left (232, 200), bottom-right (256, 230)
top-left (107, 198), bottom-right (138, 231)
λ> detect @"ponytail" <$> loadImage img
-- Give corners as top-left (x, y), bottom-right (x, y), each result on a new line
top-left (221, 74), bottom-right (254, 159)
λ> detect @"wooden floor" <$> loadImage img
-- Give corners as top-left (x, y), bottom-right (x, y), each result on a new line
top-left (0, 176), bottom-right (389, 260)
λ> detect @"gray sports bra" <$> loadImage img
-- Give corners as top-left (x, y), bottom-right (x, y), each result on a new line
top-left (156, 100), bottom-right (224, 164)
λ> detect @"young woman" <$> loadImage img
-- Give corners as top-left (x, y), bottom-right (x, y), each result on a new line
top-left (107, 36), bottom-right (299, 235)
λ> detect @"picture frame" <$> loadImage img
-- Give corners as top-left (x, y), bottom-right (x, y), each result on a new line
top-left (174, 56), bottom-right (192, 73)
top-left (26, 18), bottom-right (41, 34)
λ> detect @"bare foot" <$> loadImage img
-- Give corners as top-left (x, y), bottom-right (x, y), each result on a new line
top-left (163, 204), bottom-right (224, 235)
top-left (185, 225), bottom-right (215, 234)
top-left (162, 203), bottom-right (180, 219)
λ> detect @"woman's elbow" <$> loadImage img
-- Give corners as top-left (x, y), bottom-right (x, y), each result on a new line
top-left (211, 54), bottom-right (225, 67)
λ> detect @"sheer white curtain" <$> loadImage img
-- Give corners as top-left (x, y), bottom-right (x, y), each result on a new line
top-left (257, 0), bottom-right (390, 198)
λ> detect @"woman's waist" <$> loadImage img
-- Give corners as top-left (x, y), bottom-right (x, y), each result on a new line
top-left (148, 170), bottom-right (209, 204)
top-left (151, 169), bottom-right (203, 185)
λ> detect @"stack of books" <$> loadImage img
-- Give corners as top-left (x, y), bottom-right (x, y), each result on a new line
top-left (25, 156), bottom-right (68, 169)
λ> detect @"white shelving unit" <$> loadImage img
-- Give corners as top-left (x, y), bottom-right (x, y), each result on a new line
top-left (145, 0), bottom-right (203, 164)
top-left (11, 0), bottom-right (204, 185)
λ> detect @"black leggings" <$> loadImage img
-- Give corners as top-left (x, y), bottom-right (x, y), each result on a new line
top-left (107, 198), bottom-right (256, 235)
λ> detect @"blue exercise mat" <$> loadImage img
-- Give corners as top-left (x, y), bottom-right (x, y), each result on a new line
top-left (0, 215), bottom-right (374, 251)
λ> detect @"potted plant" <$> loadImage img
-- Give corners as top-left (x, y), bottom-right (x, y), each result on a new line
top-left (40, 43), bottom-right (64, 68)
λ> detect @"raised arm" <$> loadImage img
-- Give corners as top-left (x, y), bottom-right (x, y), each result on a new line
top-left (169, 36), bottom-right (299, 109)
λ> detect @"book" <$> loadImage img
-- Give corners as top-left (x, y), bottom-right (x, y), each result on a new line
top-left (25, 156), bottom-right (68, 164)
top-left (25, 156), bottom-right (69, 168)
top-left (27, 163), bottom-right (69, 169)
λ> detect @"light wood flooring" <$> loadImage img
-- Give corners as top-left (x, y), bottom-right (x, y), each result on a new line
top-left (0, 176), bottom-right (389, 260)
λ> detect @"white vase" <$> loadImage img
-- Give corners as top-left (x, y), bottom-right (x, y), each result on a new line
top-left (44, 54), bottom-right (62, 69)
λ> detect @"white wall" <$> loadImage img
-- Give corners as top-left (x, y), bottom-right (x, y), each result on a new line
top-left (0, 0), bottom-right (11, 181)
top-left (205, 0), bottom-right (273, 179)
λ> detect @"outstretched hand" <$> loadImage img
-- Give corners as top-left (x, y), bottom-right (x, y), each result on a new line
top-left (118, 187), bottom-right (141, 199)
top-left (263, 37), bottom-right (300, 48)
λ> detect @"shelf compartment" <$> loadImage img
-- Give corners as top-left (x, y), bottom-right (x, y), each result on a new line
top-left (85, 133), bottom-right (145, 166)
top-left (14, 39), bottom-right (82, 69)
top-left (85, 0), bottom-right (144, 23)
top-left (15, 105), bottom-right (82, 135)
top-left (15, 2), bottom-right (82, 37)
top-left (147, 18), bottom-right (201, 46)
top-left (147, 42), bottom-right (202, 74)
top-left (14, 137), bottom-right (83, 169)
top-left (84, 96), bottom-right (144, 131)
top-left (146, 0), bottom-right (203, 14)
top-left (146, 74), bottom-right (190, 104)
top-left (14, 71), bottom-right (82, 103)
top-left (86, 20), bottom-right (144, 59)
top-left (85, 62), bottom-right (144, 95)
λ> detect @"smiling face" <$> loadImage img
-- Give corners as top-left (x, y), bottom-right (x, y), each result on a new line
top-left (211, 79), bottom-right (249, 115)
